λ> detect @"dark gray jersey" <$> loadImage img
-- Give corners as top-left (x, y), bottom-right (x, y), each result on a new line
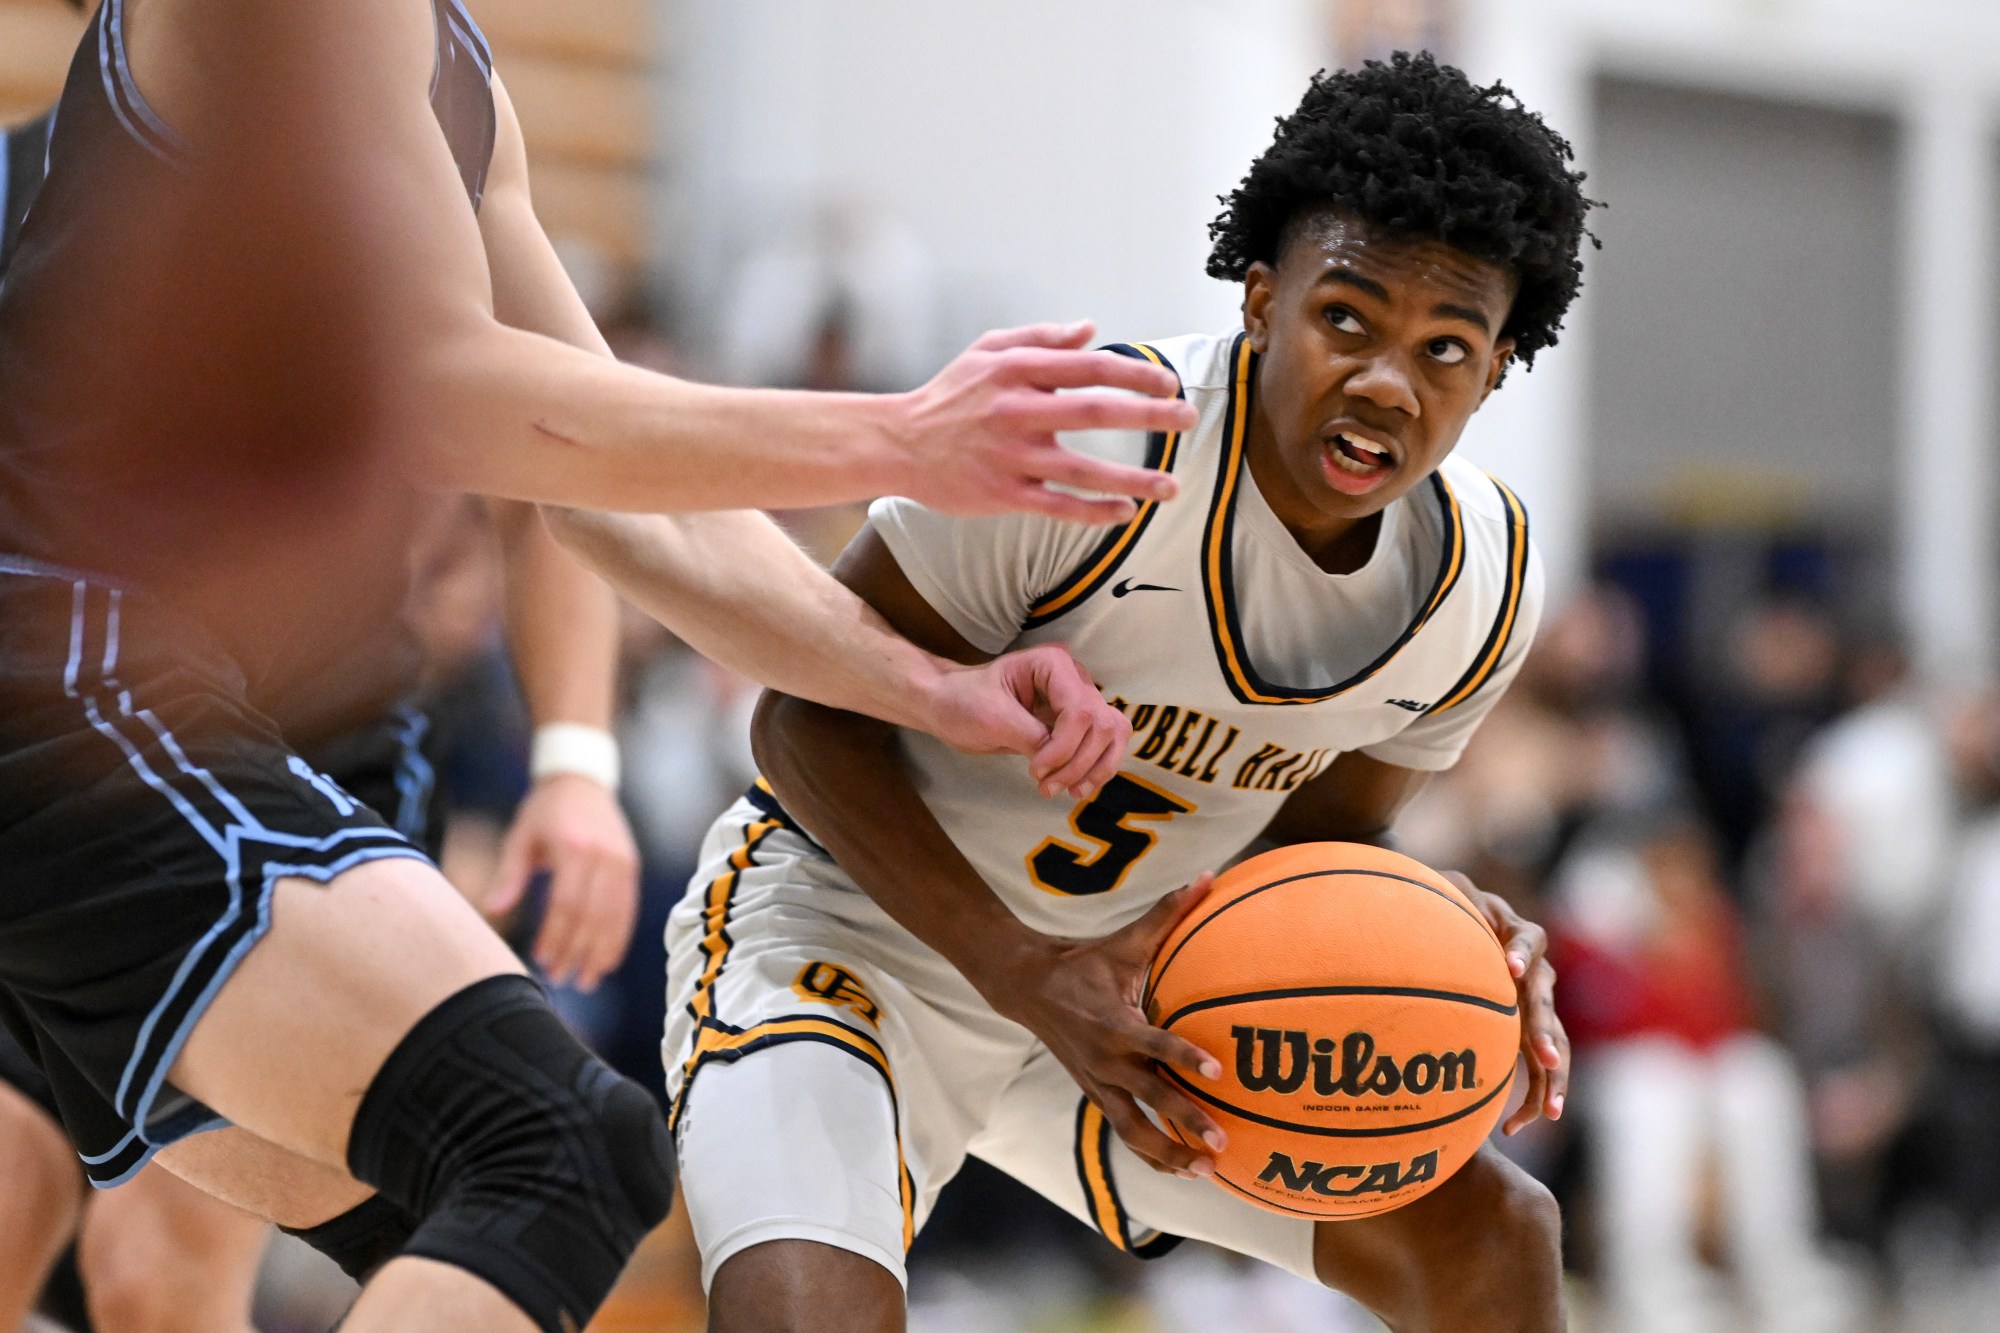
top-left (0, 0), bottom-right (501, 740)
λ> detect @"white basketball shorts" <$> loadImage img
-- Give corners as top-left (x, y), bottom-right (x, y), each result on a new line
top-left (663, 796), bottom-right (1319, 1290)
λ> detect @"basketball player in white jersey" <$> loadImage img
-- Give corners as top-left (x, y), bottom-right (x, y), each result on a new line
top-left (0, 1), bottom-right (1170, 1330)
top-left (646, 54), bottom-right (1594, 1331)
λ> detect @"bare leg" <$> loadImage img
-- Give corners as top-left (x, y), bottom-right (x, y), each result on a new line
top-left (154, 1126), bottom-right (374, 1230)
top-left (1312, 1146), bottom-right (1565, 1333)
top-left (707, 1240), bottom-right (904, 1333)
top-left (162, 858), bottom-right (537, 1332)
top-left (78, 1162), bottom-right (268, 1333)
top-left (0, 1081), bottom-right (83, 1329)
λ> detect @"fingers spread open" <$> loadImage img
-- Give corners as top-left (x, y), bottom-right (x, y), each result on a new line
top-left (1017, 440), bottom-right (1179, 505)
top-left (1010, 482), bottom-right (1140, 527)
top-left (1001, 348), bottom-right (1182, 398)
top-left (1013, 394), bottom-right (1198, 443)
top-left (972, 321), bottom-right (1095, 353)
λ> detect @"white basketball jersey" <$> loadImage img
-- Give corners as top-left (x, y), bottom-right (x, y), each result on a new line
top-left (815, 331), bottom-right (1541, 940)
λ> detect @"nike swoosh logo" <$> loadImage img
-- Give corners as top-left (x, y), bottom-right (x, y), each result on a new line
top-left (1112, 578), bottom-right (1179, 598)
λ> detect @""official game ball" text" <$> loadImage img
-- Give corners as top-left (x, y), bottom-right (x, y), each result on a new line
top-left (1231, 1025), bottom-right (1479, 1096)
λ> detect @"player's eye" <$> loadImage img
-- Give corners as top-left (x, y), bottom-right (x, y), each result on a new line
top-left (1426, 337), bottom-right (1469, 366)
top-left (1325, 305), bottom-right (1365, 336)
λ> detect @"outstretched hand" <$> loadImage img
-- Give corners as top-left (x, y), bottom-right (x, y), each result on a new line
top-left (1444, 872), bottom-right (1569, 1135)
top-left (891, 322), bottom-right (1194, 525)
top-left (487, 773), bottom-right (641, 993)
top-left (988, 874), bottom-right (1229, 1177)
top-left (921, 642), bottom-right (1131, 800)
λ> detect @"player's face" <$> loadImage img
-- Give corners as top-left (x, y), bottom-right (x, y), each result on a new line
top-left (1241, 212), bottom-right (1516, 554)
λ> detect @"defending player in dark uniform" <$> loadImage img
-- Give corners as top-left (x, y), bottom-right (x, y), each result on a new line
top-left (0, 7), bottom-right (636, 1325)
top-left (0, 1), bottom-right (1171, 1329)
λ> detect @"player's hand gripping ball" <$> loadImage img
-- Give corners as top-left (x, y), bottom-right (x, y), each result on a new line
top-left (1144, 843), bottom-right (1520, 1219)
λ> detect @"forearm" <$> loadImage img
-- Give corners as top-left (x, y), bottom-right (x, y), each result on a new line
top-left (754, 692), bottom-right (1052, 1005)
top-left (491, 500), bottom-right (619, 730)
top-left (411, 327), bottom-right (904, 512)
top-left (545, 506), bottom-right (964, 731)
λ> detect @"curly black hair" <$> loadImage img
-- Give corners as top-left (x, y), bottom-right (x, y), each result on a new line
top-left (1208, 51), bottom-right (1598, 372)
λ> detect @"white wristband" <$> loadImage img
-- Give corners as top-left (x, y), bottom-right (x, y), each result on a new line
top-left (529, 723), bottom-right (621, 793)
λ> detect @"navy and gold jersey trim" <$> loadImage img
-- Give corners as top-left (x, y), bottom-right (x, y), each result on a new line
top-left (744, 776), bottom-right (826, 852)
top-left (672, 1013), bottom-right (917, 1251)
top-left (1073, 1099), bottom-right (1183, 1260)
top-left (1427, 476), bottom-right (1530, 716)
top-left (1202, 334), bottom-right (1467, 706)
top-left (1020, 344), bottom-right (1185, 631)
top-left (681, 812), bottom-right (783, 1030)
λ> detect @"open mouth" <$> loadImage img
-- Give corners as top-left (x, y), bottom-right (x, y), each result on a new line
top-left (1328, 432), bottom-right (1394, 477)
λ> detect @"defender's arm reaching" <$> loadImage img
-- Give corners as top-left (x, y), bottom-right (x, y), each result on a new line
top-left (754, 527), bottom-right (1230, 1180)
top-left (132, 0), bottom-right (1193, 521)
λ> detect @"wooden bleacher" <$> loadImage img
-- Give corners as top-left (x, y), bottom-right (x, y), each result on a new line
top-left (0, 0), bottom-right (656, 279)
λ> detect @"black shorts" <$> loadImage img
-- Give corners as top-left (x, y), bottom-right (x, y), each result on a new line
top-left (0, 556), bottom-right (432, 1185)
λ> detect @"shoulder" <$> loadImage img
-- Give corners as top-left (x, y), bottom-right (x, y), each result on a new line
top-left (1432, 454), bottom-right (1543, 631)
top-left (1436, 453), bottom-right (1528, 533)
top-left (1125, 331), bottom-right (1238, 398)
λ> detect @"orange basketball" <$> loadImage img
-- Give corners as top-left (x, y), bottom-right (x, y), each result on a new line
top-left (1144, 842), bottom-right (1520, 1220)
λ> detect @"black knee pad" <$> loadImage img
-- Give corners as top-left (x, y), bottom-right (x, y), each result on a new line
top-left (278, 1193), bottom-right (419, 1284)
top-left (345, 975), bottom-right (675, 1333)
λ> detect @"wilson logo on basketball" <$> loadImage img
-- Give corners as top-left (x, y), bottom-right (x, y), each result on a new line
top-left (1257, 1149), bottom-right (1439, 1198)
top-left (1231, 1025), bottom-right (1478, 1097)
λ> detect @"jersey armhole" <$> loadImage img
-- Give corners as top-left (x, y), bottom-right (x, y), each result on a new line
top-left (1018, 343), bottom-right (1185, 633)
top-left (1424, 475), bottom-right (1531, 717)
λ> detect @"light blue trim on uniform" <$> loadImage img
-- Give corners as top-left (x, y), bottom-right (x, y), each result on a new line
top-left (101, 589), bottom-right (122, 687)
top-left (57, 580), bottom-right (427, 1166)
top-left (99, 0), bottom-right (187, 163)
top-left (391, 706), bottom-right (435, 839)
top-left (124, 839), bottom-right (428, 1141)
top-left (79, 1113), bottom-right (228, 1190)
top-left (445, 0), bottom-right (495, 76)
top-left (133, 700), bottom-right (267, 832)
top-left (76, 1125), bottom-right (143, 1167)
top-left (62, 580), bottom-right (86, 696)
top-left (287, 756), bottom-right (357, 816)
top-left (0, 553), bottom-right (125, 584)
top-left (0, 124), bottom-right (11, 238)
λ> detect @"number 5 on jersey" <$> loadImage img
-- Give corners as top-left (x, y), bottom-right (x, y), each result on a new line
top-left (1027, 772), bottom-right (1196, 896)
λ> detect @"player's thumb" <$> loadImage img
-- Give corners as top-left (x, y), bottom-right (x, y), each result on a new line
top-left (484, 829), bottom-right (537, 918)
top-left (1123, 872), bottom-right (1218, 954)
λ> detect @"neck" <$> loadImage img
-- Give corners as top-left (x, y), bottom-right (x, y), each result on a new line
top-left (1244, 415), bottom-right (1383, 576)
